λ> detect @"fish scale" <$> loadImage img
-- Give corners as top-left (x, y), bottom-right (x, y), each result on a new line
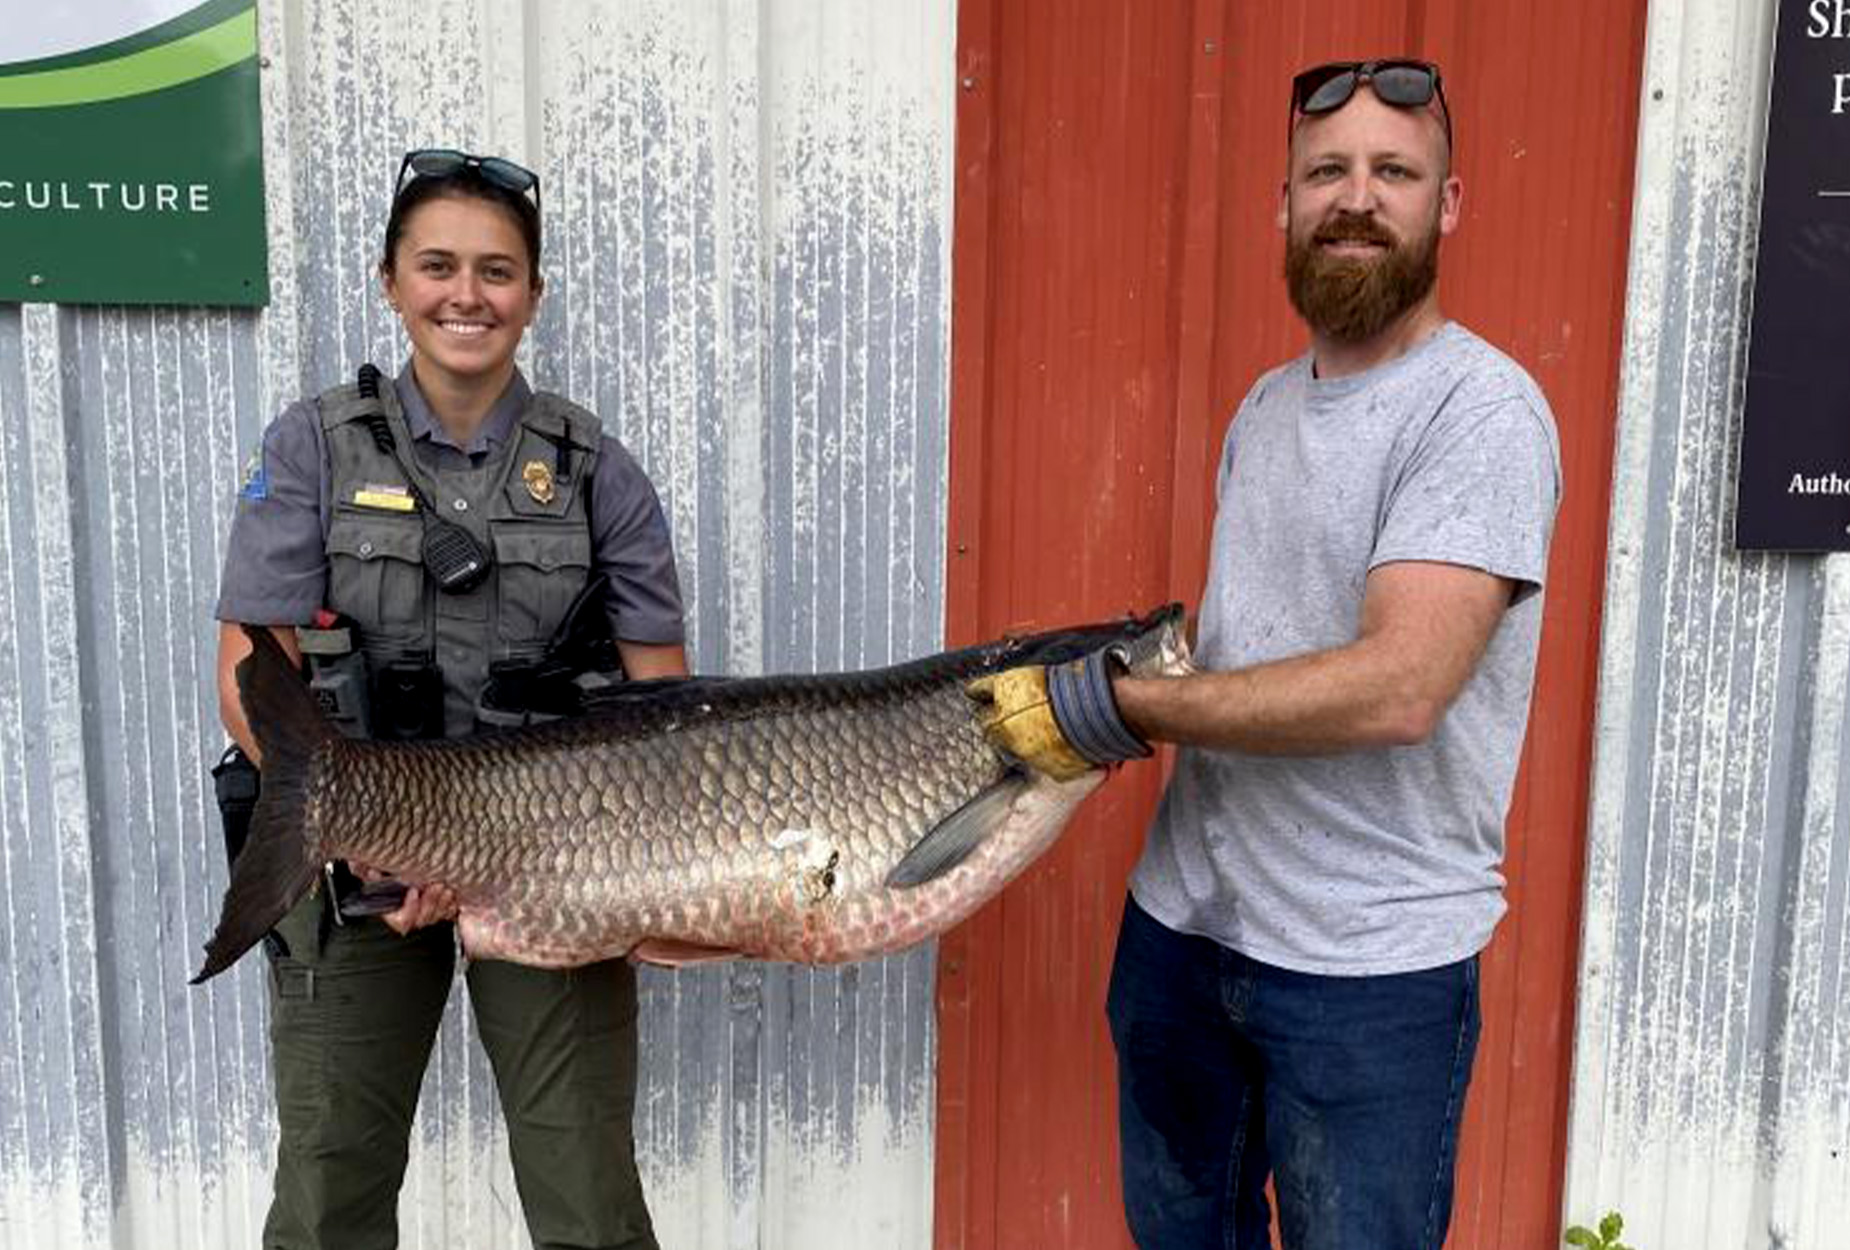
top-left (192, 604), bottom-right (1193, 981)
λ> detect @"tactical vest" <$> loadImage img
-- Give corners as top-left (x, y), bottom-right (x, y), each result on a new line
top-left (317, 374), bottom-right (604, 738)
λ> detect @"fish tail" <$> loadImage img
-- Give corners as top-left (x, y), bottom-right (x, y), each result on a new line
top-left (191, 626), bottom-right (335, 984)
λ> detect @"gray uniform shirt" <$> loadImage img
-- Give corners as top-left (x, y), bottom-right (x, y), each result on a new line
top-left (1130, 323), bottom-right (1561, 976)
top-left (217, 365), bottom-right (685, 645)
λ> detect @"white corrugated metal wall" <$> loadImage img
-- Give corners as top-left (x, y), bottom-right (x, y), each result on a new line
top-left (0, 2), bottom-right (955, 1247)
top-left (1566, 0), bottom-right (1850, 1245)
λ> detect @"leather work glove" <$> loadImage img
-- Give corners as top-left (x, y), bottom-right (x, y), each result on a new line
top-left (967, 647), bottom-right (1152, 781)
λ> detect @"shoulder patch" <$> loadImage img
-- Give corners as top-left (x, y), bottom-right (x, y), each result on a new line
top-left (238, 451), bottom-right (269, 501)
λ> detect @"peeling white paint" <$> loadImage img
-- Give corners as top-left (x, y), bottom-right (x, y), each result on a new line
top-left (1567, 0), bottom-right (1850, 1244)
top-left (0, 1), bottom-right (956, 1247)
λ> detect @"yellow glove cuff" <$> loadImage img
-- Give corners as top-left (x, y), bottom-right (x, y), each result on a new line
top-left (967, 667), bottom-right (1095, 782)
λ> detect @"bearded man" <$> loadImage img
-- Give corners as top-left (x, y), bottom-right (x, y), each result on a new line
top-left (973, 60), bottom-right (1563, 1249)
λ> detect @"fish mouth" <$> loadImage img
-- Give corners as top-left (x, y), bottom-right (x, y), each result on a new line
top-left (986, 602), bottom-right (1188, 673)
top-left (1110, 602), bottom-right (1192, 676)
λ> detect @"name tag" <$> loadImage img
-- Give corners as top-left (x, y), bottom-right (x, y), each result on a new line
top-left (353, 486), bottom-right (416, 512)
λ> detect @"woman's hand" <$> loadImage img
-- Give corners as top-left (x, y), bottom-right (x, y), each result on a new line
top-left (379, 884), bottom-right (460, 935)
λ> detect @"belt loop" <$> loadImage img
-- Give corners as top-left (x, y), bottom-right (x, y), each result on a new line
top-left (324, 862), bottom-right (347, 927)
top-left (313, 867), bottom-right (340, 958)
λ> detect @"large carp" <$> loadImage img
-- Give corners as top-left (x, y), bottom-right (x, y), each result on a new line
top-left (193, 604), bottom-right (1191, 982)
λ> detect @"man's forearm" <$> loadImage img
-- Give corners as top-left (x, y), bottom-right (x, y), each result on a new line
top-left (1113, 637), bottom-right (1448, 756)
top-left (1118, 561), bottom-right (1512, 756)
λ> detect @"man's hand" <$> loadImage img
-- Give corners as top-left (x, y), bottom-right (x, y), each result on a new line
top-left (967, 665), bottom-right (1095, 781)
top-left (967, 648), bottom-right (1151, 781)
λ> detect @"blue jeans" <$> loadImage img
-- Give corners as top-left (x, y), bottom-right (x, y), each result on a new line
top-left (1106, 895), bottom-right (1480, 1250)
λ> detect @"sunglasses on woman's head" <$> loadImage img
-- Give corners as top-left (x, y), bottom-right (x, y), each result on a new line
top-left (1289, 60), bottom-right (1451, 146)
top-left (394, 149), bottom-right (541, 212)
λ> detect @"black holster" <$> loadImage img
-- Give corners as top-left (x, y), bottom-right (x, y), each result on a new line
top-left (212, 744), bottom-right (259, 864)
top-left (477, 572), bottom-right (621, 728)
top-left (370, 657), bottom-right (446, 740)
top-left (211, 744), bottom-right (287, 957)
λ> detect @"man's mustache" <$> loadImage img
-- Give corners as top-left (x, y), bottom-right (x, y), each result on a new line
top-left (1312, 214), bottom-right (1395, 247)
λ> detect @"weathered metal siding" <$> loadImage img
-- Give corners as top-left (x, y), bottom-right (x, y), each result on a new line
top-left (0, 2), bottom-right (954, 1247)
top-left (1565, 0), bottom-right (1850, 1246)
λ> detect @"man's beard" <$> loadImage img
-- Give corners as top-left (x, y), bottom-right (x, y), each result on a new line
top-left (1284, 208), bottom-right (1440, 343)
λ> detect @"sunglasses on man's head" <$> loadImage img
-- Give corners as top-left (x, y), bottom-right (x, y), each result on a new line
top-left (394, 148), bottom-right (542, 212)
top-left (1289, 60), bottom-right (1451, 146)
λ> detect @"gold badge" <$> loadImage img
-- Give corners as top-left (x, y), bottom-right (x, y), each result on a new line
top-left (522, 459), bottom-right (556, 504)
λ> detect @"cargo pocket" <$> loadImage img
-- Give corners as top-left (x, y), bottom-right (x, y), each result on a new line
top-left (327, 514), bottom-right (426, 645)
top-left (267, 894), bottom-right (333, 1139)
top-left (493, 526), bottom-right (591, 646)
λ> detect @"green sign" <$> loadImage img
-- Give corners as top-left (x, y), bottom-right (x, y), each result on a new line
top-left (0, 0), bottom-right (269, 306)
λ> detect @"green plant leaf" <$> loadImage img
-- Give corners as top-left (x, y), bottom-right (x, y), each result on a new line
top-left (1600, 1212), bottom-right (1625, 1242)
top-left (1563, 1229), bottom-right (1598, 1248)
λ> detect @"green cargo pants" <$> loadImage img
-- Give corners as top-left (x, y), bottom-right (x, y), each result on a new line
top-left (261, 892), bottom-right (657, 1250)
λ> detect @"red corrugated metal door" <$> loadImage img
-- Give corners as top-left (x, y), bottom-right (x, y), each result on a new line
top-left (935, 2), bottom-right (1648, 1247)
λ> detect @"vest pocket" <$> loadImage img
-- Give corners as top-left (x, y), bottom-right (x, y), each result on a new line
top-left (326, 514), bottom-right (427, 646)
top-left (492, 527), bottom-right (593, 646)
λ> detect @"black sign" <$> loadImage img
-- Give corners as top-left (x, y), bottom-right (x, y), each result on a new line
top-left (1738, 0), bottom-right (1850, 549)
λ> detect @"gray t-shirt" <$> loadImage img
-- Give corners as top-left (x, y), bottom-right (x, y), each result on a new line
top-left (1130, 323), bottom-right (1561, 976)
top-left (216, 365), bottom-right (685, 646)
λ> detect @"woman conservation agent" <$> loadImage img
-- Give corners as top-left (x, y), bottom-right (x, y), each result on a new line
top-left (213, 148), bottom-right (685, 1250)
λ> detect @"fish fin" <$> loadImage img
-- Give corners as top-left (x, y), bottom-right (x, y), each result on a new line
top-left (629, 938), bottom-right (747, 967)
top-left (884, 772), bottom-right (1030, 889)
top-left (235, 624), bottom-right (339, 764)
top-left (191, 627), bottom-right (334, 983)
